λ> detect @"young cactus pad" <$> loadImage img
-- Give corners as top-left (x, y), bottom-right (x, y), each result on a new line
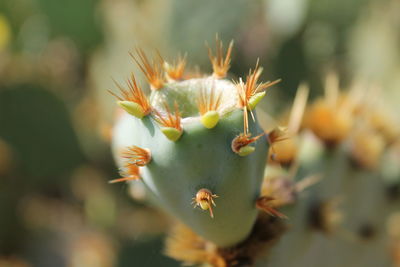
top-left (111, 41), bottom-right (278, 247)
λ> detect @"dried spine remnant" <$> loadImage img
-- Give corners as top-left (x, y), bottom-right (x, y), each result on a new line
top-left (122, 146), bottom-right (152, 167)
top-left (153, 103), bottom-right (183, 142)
top-left (256, 196), bottom-right (287, 219)
top-left (231, 133), bottom-right (263, 157)
top-left (109, 74), bottom-right (151, 119)
top-left (197, 85), bottom-right (222, 129)
top-left (207, 36), bottom-right (233, 79)
top-left (192, 189), bottom-right (218, 218)
top-left (131, 48), bottom-right (165, 90)
top-left (163, 54), bottom-right (187, 81)
top-left (236, 60), bottom-right (281, 111)
top-left (109, 163), bottom-right (140, 184)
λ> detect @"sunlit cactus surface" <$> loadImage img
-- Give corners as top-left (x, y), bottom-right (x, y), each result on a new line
top-left (111, 38), bottom-right (282, 248)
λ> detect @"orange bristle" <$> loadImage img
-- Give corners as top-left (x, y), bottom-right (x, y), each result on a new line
top-left (235, 62), bottom-right (280, 136)
top-left (122, 146), bottom-right (152, 167)
top-left (164, 54), bottom-right (187, 81)
top-left (153, 102), bottom-right (182, 131)
top-left (109, 74), bottom-right (152, 115)
top-left (109, 163), bottom-right (140, 184)
top-left (207, 35), bottom-right (234, 78)
top-left (236, 60), bottom-right (281, 109)
top-left (131, 48), bottom-right (165, 90)
top-left (234, 80), bottom-right (251, 135)
top-left (197, 85), bottom-right (223, 115)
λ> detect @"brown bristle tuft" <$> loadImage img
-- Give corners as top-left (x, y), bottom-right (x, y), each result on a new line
top-left (130, 48), bottom-right (165, 90)
top-left (192, 189), bottom-right (218, 218)
top-left (153, 102), bottom-right (182, 131)
top-left (207, 35), bottom-right (234, 78)
top-left (109, 74), bottom-right (152, 115)
top-left (231, 133), bottom-right (264, 154)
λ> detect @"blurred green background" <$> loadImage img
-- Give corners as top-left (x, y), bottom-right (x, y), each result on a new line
top-left (0, 0), bottom-right (399, 266)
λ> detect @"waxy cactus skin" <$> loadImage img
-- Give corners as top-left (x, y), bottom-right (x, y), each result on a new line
top-left (111, 39), bottom-right (277, 247)
top-left (113, 107), bottom-right (268, 247)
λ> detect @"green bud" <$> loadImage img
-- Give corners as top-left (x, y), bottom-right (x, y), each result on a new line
top-left (117, 101), bottom-right (146, 119)
top-left (161, 127), bottom-right (183, 142)
top-left (248, 91), bottom-right (266, 110)
top-left (201, 111), bottom-right (220, 129)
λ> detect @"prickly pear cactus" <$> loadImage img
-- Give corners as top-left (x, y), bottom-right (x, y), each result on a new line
top-left (110, 37), bottom-right (400, 267)
top-left (110, 39), bottom-right (281, 248)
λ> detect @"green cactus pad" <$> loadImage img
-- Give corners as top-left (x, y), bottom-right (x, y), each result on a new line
top-left (112, 77), bottom-right (269, 247)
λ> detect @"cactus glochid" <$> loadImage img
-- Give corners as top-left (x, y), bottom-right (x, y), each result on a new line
top-left (110, 37), bottom-right (283, 250)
